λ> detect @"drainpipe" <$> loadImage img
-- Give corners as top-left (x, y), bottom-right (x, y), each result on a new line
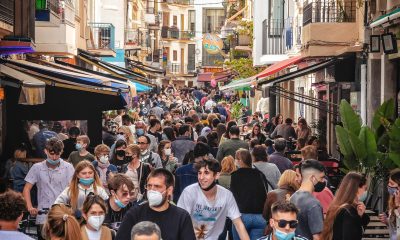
top-left (361, 60), bottom-right (367, 125)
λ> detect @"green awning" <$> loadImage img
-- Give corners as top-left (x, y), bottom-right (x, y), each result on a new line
top-left (370, 8), bottom-right (400, 28)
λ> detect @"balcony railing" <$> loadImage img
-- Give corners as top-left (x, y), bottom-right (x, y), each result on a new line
top-left (125, 29), bottom-right (146, 47)
top-left (303, 0), bottom-right (356, 26)
top-left (0, 0), bottom-right (14, 26)
top-left (36, 0), bottom-right (60, 22)
top-left (163, 0), bottom-right (194, 5)
top-left (87, 23), bottom-right (115, 51)
top-left (262, 18), bottom-right (302, 55)
top-left (161, 26), bottom-right (195, 40)
top-left (166, 62), bottom-right (196, 74)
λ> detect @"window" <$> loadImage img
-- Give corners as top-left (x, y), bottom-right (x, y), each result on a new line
top-left (173, 16), bottom-right (177, 26)
top-left (173, 50), bottom-right (177, 61)
top-left (262, 19), bottom-right (267, 55)
top-left (203, 9), bottom-right (225, 33)
top-left (268, 0), bottom-right (284, 36)
top-left (188, 10), bottom-right (195, 32)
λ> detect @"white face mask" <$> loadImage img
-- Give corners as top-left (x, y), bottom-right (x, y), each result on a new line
top-left (147, 190), bottom-right (165, 207)
top-left (164, 148), bottom-right (172, 156)
top-left (87, 215), bottom-right (105, 231)
top-left (141, 149), bottom-right (148, 155)
top-left (99, 155), bottom-right (109, 164)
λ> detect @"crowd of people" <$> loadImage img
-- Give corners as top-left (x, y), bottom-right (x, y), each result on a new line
top-left (0, 85), bottom-right (399, 240)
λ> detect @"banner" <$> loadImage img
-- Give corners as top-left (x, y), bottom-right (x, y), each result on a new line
top-left (202, 33), bottom-right (223, 55)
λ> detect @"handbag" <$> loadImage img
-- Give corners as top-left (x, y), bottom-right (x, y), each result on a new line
top-left (253, 165), bottom-right (275, 193)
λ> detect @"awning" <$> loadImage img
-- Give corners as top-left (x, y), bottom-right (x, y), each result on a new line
top-left (255, 55), bottom-right (303, 79)
top-left (78, 51), bottom-right (155, 88)
top-left (0, 64), bottom-right (45, 105)
top-left (370, 8), bottom-right (400, 28)
top-left (197, 72), bottom-right (232, 83)
top-left (197, 72), bottom-right (213, 82)
top-left (1, 59), bottom-right (128, 106)
top-left (219, 77), bottom-right (256, 91)
top-left (258, 58), bottom-right (338, 86)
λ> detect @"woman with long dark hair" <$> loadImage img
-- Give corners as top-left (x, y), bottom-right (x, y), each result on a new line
top-left (245, 124), bottom-right (267, 144)
top-left (321, 172), bottom-right (369, 240)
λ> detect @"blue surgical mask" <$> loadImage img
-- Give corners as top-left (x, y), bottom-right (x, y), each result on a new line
top-left (79, 177), bottom-right (94, 186)
top-left (359, 191), bottom-right (368, 202)
top-left (136, 129), bottom-right (144, 136)
top-left (274, 229), bottom-right (295, 240)
top-left (47, 158), bottom-right (60, 166)
top-left (114, 197), bottom-right (127, 208)
top-left (75, 143), bottom-right (82, 151)
top-left (388, 186), bottom-right (398, 196)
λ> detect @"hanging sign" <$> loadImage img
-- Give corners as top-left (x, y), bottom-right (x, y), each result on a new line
top-left (202, 33), bottom-right (223, 55)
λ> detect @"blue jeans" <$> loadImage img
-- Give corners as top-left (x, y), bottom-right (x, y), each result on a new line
top-left (232, 213), bottom-right (266, 240)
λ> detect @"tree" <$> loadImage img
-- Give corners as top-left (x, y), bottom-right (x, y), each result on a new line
top-left (222, 58), bottom-right (262, 79)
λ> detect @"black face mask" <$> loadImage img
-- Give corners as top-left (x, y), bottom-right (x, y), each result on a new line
top-left (124, 156), bottom-right (133, 162)
top-left (116, 150), bottom-right (126, 157)
top-left (199, 180), bottom-right (217, 191)
top-left (313, 179), bottom-right (326, 192)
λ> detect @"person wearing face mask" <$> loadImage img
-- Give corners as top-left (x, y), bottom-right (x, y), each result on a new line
top-left (116, 168), bottom-right (196, 240)
top-left (321, 172), bottom-right (369, 240)
top-left (104, 174), bottom-right (135, 231)
top-left (171, 124), bottom-right (196, 164)
top-left (54, 160), bottom-right (109, 215)
top-left (138, 136), bottom-right (163, 168)
top-left (258, 201), bottom-right (308, 240)
top-left (91, 144), bottom-right (117, 189)
top-left (121, 144), bottom-right (152, 203)
top-left (61, 126), bottom-right (81, 159)
top-left (81, 193), bottom-right (112, 240)
top-left (68, 135), bottom-right (95, 167)
top-left (178, 159), bottom-right (250, 240)
top-left (23, 138), bottom-right (75, 240)
top-left (158, 140), bottom-right (178, 173)
top-left (110, 140), bottom-right (128, 173)
top-left (379, 168), bottom-right (400, 240)
top-left (289, 159), bottom-right (325, 240)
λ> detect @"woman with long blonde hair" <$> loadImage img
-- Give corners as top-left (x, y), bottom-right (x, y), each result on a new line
top-left (42, 204), bottom-right (81, 240)
top-left (321, 172), bottom-right (369, 240)
top-left (54, 160), bottom-right (109, 213)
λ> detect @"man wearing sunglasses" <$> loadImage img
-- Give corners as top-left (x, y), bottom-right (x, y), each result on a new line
top-left (259, 201), bottom-right (308, 240)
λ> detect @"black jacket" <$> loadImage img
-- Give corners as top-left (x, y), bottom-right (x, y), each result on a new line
top-left (332, 205), bottom-right (370, 240)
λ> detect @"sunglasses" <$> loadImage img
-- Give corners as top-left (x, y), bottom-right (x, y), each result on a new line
top-left (138, 142), bottom-right (148, 145)
top-left (118, 132), bottom-right (125, 135)
top-left (274, 219), bottom-right (298, 228)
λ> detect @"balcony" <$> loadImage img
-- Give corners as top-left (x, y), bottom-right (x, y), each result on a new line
top-left (125, 29), bottom-right (146, 49)
top-left (86, 23), bottom-right (116, 57)
top-left (161, 26), bottom-right (195, 41)
top-left (162, 0), bottom-right (194, 6)
top-left (261, 18), bottom-right (302, 56)
top-left (301, 0), bottom-right (358, 56)
top-left (166, 62), bottom-right (196, 75)
top-left (0, 0), bottom-right (14, 38)
top-left (35, 0), bottom-right (59, 22)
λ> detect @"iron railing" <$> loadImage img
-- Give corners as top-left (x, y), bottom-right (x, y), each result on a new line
top-left (87, 23), bottom-right (115, 51)
top-left (166, 62), bottom-right (196, 74)
top-left (161, 26), bottom-right (195, 40)
top-left (163, 0), bottom-right (194, 5)
top-left (262, 18), bottom-right (302, 55)
top-left (36, 0), bottom-right (59, 13)
top-left (125, 29), bottom-right (146, 47)
top-left (303, 0), bottom-right (356, 26)
top-left (0, 0), bottom-right (14, 26)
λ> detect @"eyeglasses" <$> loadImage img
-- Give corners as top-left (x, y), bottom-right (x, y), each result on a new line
top-left (138, 142), bottom-right (148, 145)
top-left (274, 219), bottom-right (298, 228)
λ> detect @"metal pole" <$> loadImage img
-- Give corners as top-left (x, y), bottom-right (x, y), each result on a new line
top-left (361, 63), bottom-right (367, 124)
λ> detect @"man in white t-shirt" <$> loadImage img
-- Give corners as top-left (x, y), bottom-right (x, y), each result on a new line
top-left (177, 159), bottom-right (250, 240)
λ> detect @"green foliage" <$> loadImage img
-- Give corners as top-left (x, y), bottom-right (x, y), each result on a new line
top-left (230, 102), bottom-right (243, 122)
top-left (335, 99), bottom-right (400, 175)
top-left (237, 20), bottom-right (253, 48)
top-left (224, 58), bottom-right (262, 79)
